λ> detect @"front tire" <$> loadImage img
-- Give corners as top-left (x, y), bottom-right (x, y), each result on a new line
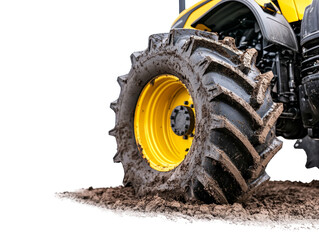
top-left (110, 29), bottom-right (283, 204)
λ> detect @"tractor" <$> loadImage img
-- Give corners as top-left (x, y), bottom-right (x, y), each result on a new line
top-left (110, 0), bottom-right (319, 204)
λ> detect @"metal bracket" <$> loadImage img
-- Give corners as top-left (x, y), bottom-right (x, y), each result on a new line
top-left (294, 136), bottom-right (319, 169)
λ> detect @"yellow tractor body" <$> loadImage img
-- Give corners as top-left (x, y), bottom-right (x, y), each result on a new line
top-left (173, 0), bottom-right (312, 29)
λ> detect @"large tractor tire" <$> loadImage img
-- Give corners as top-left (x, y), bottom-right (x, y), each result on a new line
top-left (110, 29), bottom-right (283, 204)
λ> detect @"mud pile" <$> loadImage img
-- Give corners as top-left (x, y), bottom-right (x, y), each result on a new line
top-left (60, 181), bottom-right (319, 224)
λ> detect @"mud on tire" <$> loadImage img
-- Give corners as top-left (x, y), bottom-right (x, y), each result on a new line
top-left (110, 29), bottom-right (283, 204)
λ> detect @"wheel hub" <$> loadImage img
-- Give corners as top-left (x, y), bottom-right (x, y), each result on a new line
top-left (170, 105), bottom-right (195, 137)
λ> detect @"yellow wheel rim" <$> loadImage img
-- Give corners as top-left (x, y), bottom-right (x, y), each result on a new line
top-left (134, 74), bottom-right (195, 172)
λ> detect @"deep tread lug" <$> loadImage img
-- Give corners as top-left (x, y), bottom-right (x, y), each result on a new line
top-left (168, 28), bottom-right (218, 46)
top-left (255, 103), bottom-right (284, 144)
top-left (220, 37), bottom-right (237, 49)
top-left (211, 114), bottom-right (260, 163)
top-left (208, 84), bottom-right (263, 127)
top-left (251, 71), bottom-right (274, 108)
top-left (188, 36), bottom-right (241, 59)
top-left (117, 74), bottom-right (128, 88)
top-left (251, 138), bottom-right (283, 178)
top-left (206, 145), bottom-right (249, 192)
top-left (239, 48), bottom-right (258, 74)
top-left (197, 170), bottom-right (229, 204)
top-left (110, 100), bottom-right (118, 113)
top-left (109, 127), bottom-right (117, 137)
top-left (148, 33), bottom-right (168, 51)
top-left (239, 171), bottom-right (270, 202)
top-left (113, 151), bottom-right (121, 163)
top-left (130, 51), bottom-right (142, 66)
top-left (203, 56), bottom-right (256, 92)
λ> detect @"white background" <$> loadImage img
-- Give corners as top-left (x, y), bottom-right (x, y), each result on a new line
top-left (0, 0), bottom-right (318, 239)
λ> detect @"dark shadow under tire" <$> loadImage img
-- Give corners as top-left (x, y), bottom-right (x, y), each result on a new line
top-left (110, 29), bottom-right (283, 204)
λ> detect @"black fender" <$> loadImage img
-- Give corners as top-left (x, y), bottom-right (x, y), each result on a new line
top-left (190, 0), bottom-right (298, 52)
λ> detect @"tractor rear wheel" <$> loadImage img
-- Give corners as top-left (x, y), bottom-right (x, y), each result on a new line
top-left (110, 29), bottom-right (283, 204)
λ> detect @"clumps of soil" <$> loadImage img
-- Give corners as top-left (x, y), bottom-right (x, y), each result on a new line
top-left (59, 181), bottom-right (319, 225)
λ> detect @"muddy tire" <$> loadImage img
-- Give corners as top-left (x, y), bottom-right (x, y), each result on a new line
top-left (110, 29), bottom-right (283, 204)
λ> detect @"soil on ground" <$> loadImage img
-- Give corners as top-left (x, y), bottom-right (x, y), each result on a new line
top-left (59, 181), bottom-right (319, 226)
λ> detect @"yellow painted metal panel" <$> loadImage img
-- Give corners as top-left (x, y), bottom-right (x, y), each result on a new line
top-left (278, 0), bottom-right (312, 22)
top-left (172, 0), bottom-right (211, 26)
top-left (183, 0), bottom-right (221, 29)
top-left (294, 0), bottom-right (312, 20)
top-left (278, 0), bottom-right (299, 22)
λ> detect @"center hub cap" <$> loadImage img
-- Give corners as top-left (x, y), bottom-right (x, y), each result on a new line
top-left (170, 105), bottom-right (195, 136)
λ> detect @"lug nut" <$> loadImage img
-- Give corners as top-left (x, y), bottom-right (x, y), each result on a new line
top-left (183, 135), bottom-right (188, 140)
top-left (184, 101), bottom-right (189, 105)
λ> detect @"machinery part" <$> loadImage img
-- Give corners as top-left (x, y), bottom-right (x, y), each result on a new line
top-left (170, 105), bottom-right (195, 136)
top-left (274, 49), bottom-right (307, 139)
top-left (294, 136), bottom-right (319, 169)
top-left (298, 80), bottom-right (319, 138)
top-left (110, 29), bottom-right (283, 204)
top-left (300, 0), bottom-right (319, 138)
top-left (179, 0), bottom-right (186, 13)
top-left (191, 0), bottom-right (298, 52)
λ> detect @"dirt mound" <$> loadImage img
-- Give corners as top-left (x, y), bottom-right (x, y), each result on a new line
top-left (59, 181), bottom-right (319, 225)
